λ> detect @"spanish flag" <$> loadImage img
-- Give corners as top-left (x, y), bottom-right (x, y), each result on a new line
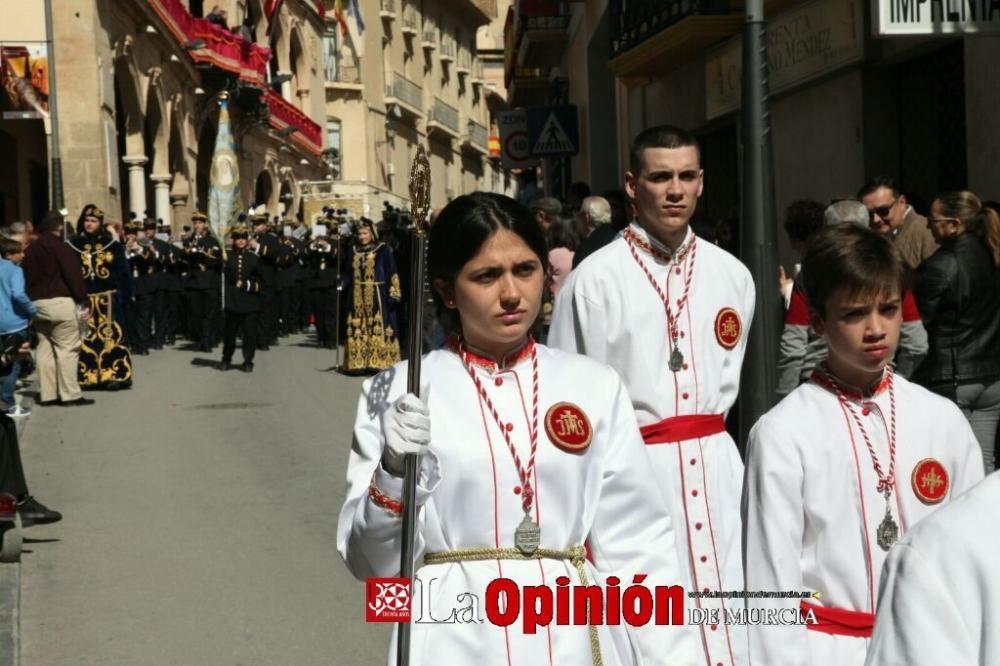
top-left (334, 0), bottom-right (349, 37)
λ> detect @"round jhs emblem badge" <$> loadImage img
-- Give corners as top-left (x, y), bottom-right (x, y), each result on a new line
top-left (715, 307), bottom-right (742, 349)
top-left (544, 402), bottom-right (593, 454)
top-left (911, 458), bottom-right (949, 504)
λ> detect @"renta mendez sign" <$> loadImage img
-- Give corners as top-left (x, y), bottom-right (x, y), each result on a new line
top-left (873, 0), bottom-right (1000, 35)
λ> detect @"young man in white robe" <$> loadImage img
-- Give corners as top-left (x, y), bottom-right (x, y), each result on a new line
top-left (743, 224), bottom-right (984, 665)
top-left (865, 470), bottom-right (1000, 666)
top-left (550, 125), bottom-right (754, 666)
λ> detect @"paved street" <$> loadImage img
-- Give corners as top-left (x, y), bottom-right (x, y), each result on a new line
top-left (16, 336), bottom-right (390, 665)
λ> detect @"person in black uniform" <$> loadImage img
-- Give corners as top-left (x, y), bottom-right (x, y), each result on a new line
top-left (160, 222), bottom-right (184, 345)
top-left (142, 217), bottom-right (174, 350)
top-left (248, 213), bottom-right (284, 350)
top-left (275, 220), bottom-right (301, 338)
top-left (123, 219), bottom-right (155, 355)
top-left (182, 212), bottom-right (222, 352)
top-left (306, 226), bottom-right (340, 348)
top-left (219, 223), bottom-right (261, 372)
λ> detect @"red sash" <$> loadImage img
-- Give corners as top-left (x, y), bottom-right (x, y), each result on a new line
top-left (801, 601), bottom-right (874, 638)
top-left (640, 414), bottom-right (726, 444)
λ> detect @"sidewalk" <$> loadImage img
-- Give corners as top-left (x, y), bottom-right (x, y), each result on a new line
top-left (0, 378), bottom-right (40, 666)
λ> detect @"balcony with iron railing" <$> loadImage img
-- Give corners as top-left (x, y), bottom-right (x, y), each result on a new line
top-left (457, 48), bottom-right (472, 74)
top-left (401, 2), bottom-right (419, 35)
top-left (506, 65), bottom-right (548, 107)
top-left (384, 71), bottom-right (424, 117)
top-left (512, 0), bottom-right (571, 70)
top-left (607, 0), bottom-right (742, 78)
top-left (265, 89), bottom-right (323, 155)
top-left (422, 24), bottom-right (438, 49)
top-left (148, 0), bottom-right (271, 87)
top-left (325, 56), bottom-right (363, 91)
top-left (440, 35), bottom-right (456, 62)
top-left (380, 0), bottom-right (396, 19)
top-left (428, 99), bottom-right (461, 139)
top-left (463, 119), bottom-right (489, 154)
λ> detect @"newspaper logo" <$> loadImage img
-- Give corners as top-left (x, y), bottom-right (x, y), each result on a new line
top-left (366, 577), bottom-right (411, 623)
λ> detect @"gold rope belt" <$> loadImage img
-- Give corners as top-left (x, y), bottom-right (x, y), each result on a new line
top-left (423, 546), bottom-right (602, 666)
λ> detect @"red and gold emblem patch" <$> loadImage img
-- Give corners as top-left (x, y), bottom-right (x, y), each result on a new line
top-left (715, 307), bottom-right (742, 349)
top-left (544, 402), bottom-right (593, 454)
top-left (911, 458), bottom-right (949, 504)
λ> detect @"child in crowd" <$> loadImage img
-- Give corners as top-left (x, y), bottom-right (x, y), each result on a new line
top-left (0, 237), bottom-right (36, 415)
top-left (743, 224), bottom-right (983, 665)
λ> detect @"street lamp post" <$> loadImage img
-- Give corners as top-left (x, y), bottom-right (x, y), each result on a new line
top-left (739, 0), bottom-right (780, 445)
top-left (43, 0), bottom-right (64, 211)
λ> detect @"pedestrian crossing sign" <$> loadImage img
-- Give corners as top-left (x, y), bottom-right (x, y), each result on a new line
top-left (526, 105), bottom-right (579, 157)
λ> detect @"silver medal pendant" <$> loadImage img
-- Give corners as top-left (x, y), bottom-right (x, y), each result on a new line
top-left (876, 506), bottom-right (898, 551)
top-left (514, 513), bottom-right (541, 555)
top-left (669, 347), bottom-right (684, 372)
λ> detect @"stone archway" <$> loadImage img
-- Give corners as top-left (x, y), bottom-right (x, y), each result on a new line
top-left (144, 71), bottom-right (169, 222)
top-left (289, 25), bottom-right (307, 110)
top-left (112, 39), bottom-right (147, 220)
top-left (254, 169), bottom-right (275, 212)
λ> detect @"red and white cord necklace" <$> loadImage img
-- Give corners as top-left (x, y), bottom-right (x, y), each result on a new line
top-left (624, 227), bottom-right (697, 372)
top-left (458, 338), bottom-right (542, 555)
top-left (819, 366), bottom-right (899, 551)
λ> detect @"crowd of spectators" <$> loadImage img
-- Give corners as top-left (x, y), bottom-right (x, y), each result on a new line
top-left (778, 177), bottom-right (1000, 474)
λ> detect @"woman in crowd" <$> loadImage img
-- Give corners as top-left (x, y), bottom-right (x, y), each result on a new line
top-left (546, 216), bottom-right (578, 298)
top-left (68, 205), bottom-right (133, 390)
top-left (342, 218), bottom-right (401, 374)
top-left (337, 192), bottom-right (696, 665)
top-left (915, 190), bottom-right (1000, 472)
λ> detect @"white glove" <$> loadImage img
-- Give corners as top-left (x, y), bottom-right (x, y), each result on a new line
top-left (380, 392), bottom-right (430, 477)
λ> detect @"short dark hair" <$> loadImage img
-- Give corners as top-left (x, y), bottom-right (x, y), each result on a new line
top-left (629, 125), bottom-right (700, 174)
top-left (428, 192), bottom-right (548, 337)
top-left (547, 217), bottom-right (579, 251)
top-left (857, 176), bottom-right (899, 201)
top-left (0, 238), bottom-right (22, 258)
top-left (38, 210), bottom-right (65, 232)
top-left (802, 224), bottom-right (904, 320)
top-left (783, 200), bottom-right (826, 244)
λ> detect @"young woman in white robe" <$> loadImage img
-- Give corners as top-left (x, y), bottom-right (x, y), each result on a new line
top-left (337, 193), bottom-right (698, 666)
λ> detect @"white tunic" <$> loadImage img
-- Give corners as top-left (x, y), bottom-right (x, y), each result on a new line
top-left (550, 224), bottom-right (755, 666)
top-left (865, 470), bottom-right (1000, 666)
top-left (337, 344), bottom-right (700, 666)
top-left (743, 373), bottom-right (984, 666)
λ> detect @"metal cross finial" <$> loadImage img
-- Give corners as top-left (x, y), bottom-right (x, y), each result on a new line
top-left (408, 144), bottom-right (431, 235)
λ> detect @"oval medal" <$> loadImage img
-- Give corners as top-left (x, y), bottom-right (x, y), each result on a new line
top-left (715, 307), bottom-right (742, 349)
top-left (544, 402), bottom-right (593, 454)
top-left (911, 458), bottom-right (949, 504)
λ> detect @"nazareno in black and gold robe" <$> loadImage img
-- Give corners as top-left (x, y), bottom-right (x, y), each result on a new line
top-left (342, 241), bottom-right (401, 372)
top-left (68, 232), bottom-right (134, 389)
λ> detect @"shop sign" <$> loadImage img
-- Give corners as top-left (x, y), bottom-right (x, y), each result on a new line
top-left (706, 0), bottom-right (864, 119)
top-left (873, 0), bottom-right (1000, 35)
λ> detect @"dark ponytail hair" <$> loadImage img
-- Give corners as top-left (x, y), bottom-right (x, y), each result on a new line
top-left (427, 192), bottom-right (548, 337)
top-left (935, 191), bottom-right (1000, 266)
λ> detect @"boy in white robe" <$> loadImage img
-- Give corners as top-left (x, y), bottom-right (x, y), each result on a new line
top-left (743, 224), bottom-right (983, 666)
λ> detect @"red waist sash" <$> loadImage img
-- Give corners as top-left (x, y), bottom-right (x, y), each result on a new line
top-left (640, 414), bottom-right (726, 444)
top-left (800, 601), bottom-right (874, 638)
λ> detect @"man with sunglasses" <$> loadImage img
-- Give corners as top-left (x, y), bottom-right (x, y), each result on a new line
top-left (858, 176), bottom-right (937, 271)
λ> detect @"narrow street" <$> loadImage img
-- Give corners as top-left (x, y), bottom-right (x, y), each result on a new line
top-left (17, 337), bottom-right (389, 665)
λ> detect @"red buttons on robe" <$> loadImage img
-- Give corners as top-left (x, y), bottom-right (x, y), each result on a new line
top-left (862, 407), bottom-right (870, 416)
top-left (695, 522), bottom-right (703, 530)
top-left (505, 423), bottom-right (514, 432)
top-left (700, 555), bottom-right (708, 563)
top-left (711, 625), bottom-right (718, 631)
top-left (513, 486), bottom-right (521, 495)
top-left (682, 363), bottom-right (689, 370)
top-left (682, 392), bottom-right (689, 400)
top-left (703, 588), bottom-right (710, 594)
top-left (675, 268), bottom-right (682, 275)
top-left (680, 331), bottom-right (686, 338)
top-left (692, 489), bottom-right (699, 497)
top-left (495, 377), bottom-right (503, 387)
top-left (690, 458), bottom-right (697, 465)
